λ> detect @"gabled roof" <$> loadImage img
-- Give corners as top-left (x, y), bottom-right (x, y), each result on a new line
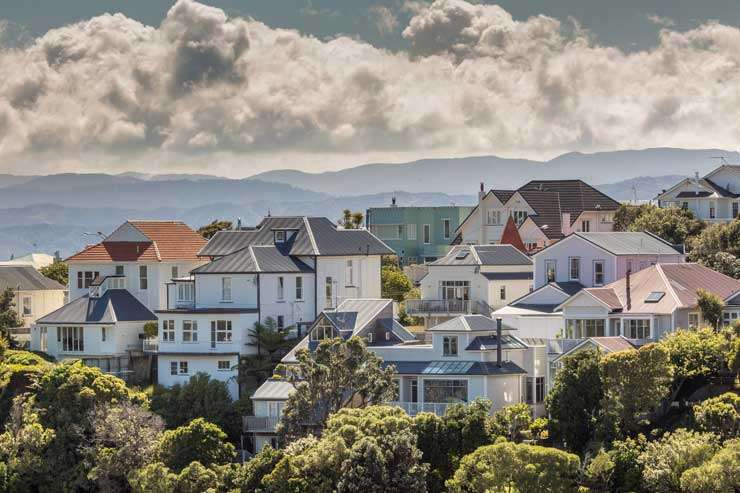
top-left (427, 315), bottom-right (516, 332)
top-left (465, 334), bottom-right (529, 351)
top-left (430, 244), bottom-right (532, 266)
top-left (0, 265), bottom-right (65, 291)
top-left (36, 289), bottom-right (156, 324)
top-left (574, 232), bottom-right (683, 255)
top-left (66, 221), bottom-right (206, 262)
top-left (553, 336), bottom-right (636, 363)
top-left (191, 245), bottom-right (314, 274)
top-left (198, 216), bottom-right (393, 257)
top-left (500, 215), bottom-right (527, 252)
top-left (251, 379), bottom-right (295, 400)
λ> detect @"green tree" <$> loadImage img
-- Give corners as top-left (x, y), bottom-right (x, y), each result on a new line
top-left (381, 264), bottom-right (413, 302)
top-left (639, 429), bottom-right (719, 493)
top-left (225, 445), bottom-right (284, 492)
top-left (276, 337), bottom-right (395, 441)
top-left (692, 392), bottom-right (740, 440)
top-left (488, 402), bottom-right (533, 442)
top-left (156, 418), bottom-right (236, 472)
top-left (446, 441), bottom-right (581, 493)
top-left (340, 209), bottom-right (364, 229)
top-left (606, 435), bottom-right (648, 493)
top-left (688, 219), bottom-right (740, 278)
top-left (696, 289), bottom-right (725, 330)
top-left (546, 349), bottom-right (603, 452)
top-left (174, 461), bottom-right (219, 493)
top-left (614, 203), bottom-right (650, 231)
top-left (197, 219), bottom-right (233, 239)
top-left (39, 261), bottom-right (68, 286)
top-left (240, 318), bottom-right (292, 392)
top-left (626, 205), bottom-right (704, 245)
top-left (680, 438), bottom-right (740, 493)
top-left (584, 450), bottom-right (615, 492)
top-left (0, 288), bottom-right (21, 341)
top-left (128, 462), bottom-right (177, 493)
top-left (599, 344), bottom-right (673, 440)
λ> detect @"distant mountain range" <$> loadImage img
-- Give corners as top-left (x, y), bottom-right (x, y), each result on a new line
top-left (0, 147), bottom-right (734, 259)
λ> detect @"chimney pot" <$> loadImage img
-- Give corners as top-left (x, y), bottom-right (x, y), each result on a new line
top-left (480, 182), bottom-right (484, 192)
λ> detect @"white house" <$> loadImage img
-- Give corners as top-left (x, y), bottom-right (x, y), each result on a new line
top-left (406, 244), bottom-right (533, 328)
top-left (0, 265), bottom-right (65, 346)
top-left (149, 216), bottom-right (394, 399)
top-left (656, 165), bottom-right (740, 222)
top-left (245, 299), bottom-right (548, 452)
top-left (455, 180), bottom-right (620, 251)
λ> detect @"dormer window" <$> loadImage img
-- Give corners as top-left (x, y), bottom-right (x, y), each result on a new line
top-left (275, 231), bottom-right (286, 243)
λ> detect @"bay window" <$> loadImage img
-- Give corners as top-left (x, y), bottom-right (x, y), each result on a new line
top-left (565, 319), bottom-right (605, 338)
top-left (58, 326), bottom-right (84, 352)
top-left (423, 379), bottom-right (467, 403)
top-left (624, 319), bottom-right (650, 339)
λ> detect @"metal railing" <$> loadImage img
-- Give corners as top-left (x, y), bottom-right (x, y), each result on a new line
top-left (388, 401), bottom-right (467, 416)
top-left (143, 338), bottom-right (159, 353)
top-left (405, 299), bottom-right (470, 315)
top-left (243, 416), bottom-right (281, 432)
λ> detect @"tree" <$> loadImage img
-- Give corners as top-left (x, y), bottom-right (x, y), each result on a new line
top-left (0, 288), bottom-right (21, 341)
top-left (197, 220), bottom-right (233, 239)
top-left (546, 349), bottom-right (603, 452)
top-left (86, 402), bottom-right (164, 491)
top-left (128, 462), bottom-right (177, 493)
top-left (156, 418), bottom-right (236, 472)
top-left (276, 337), bottom-right (395, 441)
top-left (680, 438), bottom-right (740, 493)
top-left (340, 209), bottom-right (364, 229)
top-left (381, 264), bottom-right (413, 302)
top-left (584, 450), bottom-right (615, 492)
top-left (688, 219), bottom-right (740, 278)
top-left (39, 261), bottom-right (68, 286)
top-left (626, 205), bottom-right (704, 245)
top-left (446, 441), bottom-right (581, 493)
top-left (639, 429), bottom-right (718, 493)
top-left (692, 392), bottom-right (740, 440)
top-left (150, 372), bottom-right (241, 442)
top-left (606, 435), bottom-right (648, 493)
top-left (225, 445), bottom-right (284, 492)
top-left (598, 343), bottom-right (673, 440)
top-left (614, 203), bottom-right (650, 231)
top-left (696, 289), bottom-right (725, 330)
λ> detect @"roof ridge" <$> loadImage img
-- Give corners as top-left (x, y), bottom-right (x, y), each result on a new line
top-left (654, 264), bottom-right (683, 307)
top-left (303, 217), bottom-right (320, 255)
top-left (469, 245), bottom-right (482, 264)
top-left (125, 220), bottom-right (154, 242)
top-left (248, 246), bottom-right (261, 272)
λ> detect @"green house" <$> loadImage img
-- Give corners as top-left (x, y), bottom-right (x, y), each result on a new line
top-left (366, 201), bottom-right (474, 265)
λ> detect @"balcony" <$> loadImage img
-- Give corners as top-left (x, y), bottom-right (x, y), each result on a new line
top-left (243, 416), bottom-right (280, 433)
top-left (405, 299), bottom-right (492, 316)
top-left (143, 338), bottom-right (159, 353)
top-left (388, 401), bottom-right (468, 416)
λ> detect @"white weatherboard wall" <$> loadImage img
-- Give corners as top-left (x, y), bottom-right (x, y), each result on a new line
top-left (259, 273), bottom-right (316, 328)
top-left (194, 274), bottom-right (258, 309)
top-left (534, 237), bottom-right (615, 289)
top-left (315, 256), bottom-right (381, 309)
top-left (17, 289), bottom-right (65, 328)
top-left (157, 354), bottom-right (239, 399)
top-left (32, 321), bottom-right (145, 359)
top-left (156, 313), bottom-right (258, 356)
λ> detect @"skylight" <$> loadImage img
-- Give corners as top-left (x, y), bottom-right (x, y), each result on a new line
top-left (455, 250), bottom-right (469, 260)
top-left (644, 291), bottom-right (665, 303)
top-left (423, 361), bottom-right (474, 374)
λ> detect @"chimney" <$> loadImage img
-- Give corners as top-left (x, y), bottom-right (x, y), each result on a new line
top-left (391, 196), bottom-right (397, 207)
top-left (479, 182), bottom-right (486, 245)
top-left (625, 269), bottom-right (631, 310)
top-left (236, 217), bottom-right (242, 230)
top-left (496, 317), bottom-right (503, 368)
top-left (561, 212), bottom-right (571, 236)
top-left (479, 182), bottom-right (485, 199)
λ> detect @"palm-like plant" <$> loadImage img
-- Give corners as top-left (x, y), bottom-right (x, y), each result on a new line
top-left (240, 318), bottom-right (294, 388)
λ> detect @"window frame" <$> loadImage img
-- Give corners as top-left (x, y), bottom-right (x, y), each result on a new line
top-left (177, 282), bottom-right (194, 302)
top-left (59, 326), bottom-right (84, 352)
top-left (442, 335), bottom-right (459, 357)
top-left (221, 277), bottom-right (232, 302)
top-left (593, 260), bottom-right (605, 286)
top-left (545, 259), bottom-right (557, 283)
top-left (568, 257), bottom-right (580, 281)
top-left (499, 285), bottom-right (506, 300)
top-left (211, 320), bottom-right (233, 343)
top-left (345, 260), bottom-right (354, 287)
top-left (217, 360), bottom-right (231, 371)
top-left (295, 276), bottom-right (303, 300)
top-left (139, 266), bottom-right (148, 290)
top-left (423, 224), bottom-right (431, 244)
top-left (182, 320), bottom-right (198, 342)
top-left (443, 218), bottom-right (451, 239)
top-left (179, 361), bottom-right (189, 375)
top-left (21, 296), bottom-right (32, 316)
top-left (162, 320), bottom-right (175, 342)
top-left (277, 276), bottom-right (285, 300)
top-left (624, 318), bottom-right (651, 339)
top-left (407, 223), bottom-right (417, 240)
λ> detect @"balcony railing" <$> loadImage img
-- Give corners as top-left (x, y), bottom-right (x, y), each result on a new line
top-left (405, 299), bottom-right (470, 315)
top-left (388, 401), bottom-right (469, 416)
top-left (243, 416), bottom-right (281, 433)
top-left (143, 338), bottom-right (158, 353)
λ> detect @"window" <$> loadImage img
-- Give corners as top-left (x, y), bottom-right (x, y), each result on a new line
top-left (115, 265), bottom-right (124, 276)
top-left (178, 282), bottom-right (193, 302)
top-left (40, 327), bottom-right (47, 352)
top-left (593, 260), bottom-right (605, 286)
top-left (295, 276), bottom-right (303, 300)
top-left (565, 319), bottom-right (605, 338)
top-left (423, 379), bottom-right (467, 403)
top-left (139, 266), bottom-right (148, 290)
top-left (569, 257), bottom-right (580, 281)
top-left (734, 202), bottom-right (739, 218)
top-left (581, 220), bottom-right (591, 232)
top-left (211, 320), bottom-right (233, 343)
top-left (545, 260), bottom-right (557, 282)
top-left (442, 336), bottom-right (458, 356)
top-left (162, 320), bottom-right (175, 342)
top-left (410, 380), bottom-right (419, 402)
top-left (277, 316), bottom-right (284, 331)
top-left (170, 361), bottom-right (178, 376)
top-left (423, 224), bottom-right (431, 244)
top-left (325, 277), bottom-right (333, 307)
top-left (311, 319), bottom-right (337, 340)
top-left (407, 224), bottom-right (417, 240)
top-left (80, 270), bottom-right (99, 289)
top-left (21, 296), bottom-right (32, 316)
top-left (101, 326), bottom-right (107, 342)
top-left (179, 361), bottom-right (189, 375)
top-left (275, 230), bottom-right (286, 243)
top-left (218, 360), bottom-right (230, 371)
top-left (513, 210), bottom-right (528, 226)
top-left (77, 271), bottom-right (82, 289)
top-left (500, 285), bottom-right (506, 300)
top-left (277, 276), bottom-right (284, 300)
top-left (626, 260), bottom-right (633, 273)
top-left (682, 201), bottom-right (689, 210)
top-left (486, 209), bottom-right (501, 225)
top-left (345, 260), bottom-right (354, 286)
top-left (367, 332), bottom-right (374, 343)
top-left (443, 219), bottom-right (451, 239)
top-left (182, 320), bottom-right (198, 342)
top-left (625, 319), bottom-right (650, 339)
top-left (221, 277), bottom-right (232, 301)
top-left (535, 377), bottom-right (545, 403)
top-left (710, 202), bottom-right (716, 219)
top-left (171, 266), bottom-right (179, 279)
top-left (722, 311), bottom-right (739, 327)
top-left (59, 326), bottom-right (84, 352)
top-left (440, 280), bottom-right (470, 301)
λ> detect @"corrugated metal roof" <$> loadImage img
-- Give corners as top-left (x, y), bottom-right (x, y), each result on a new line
top-left (576, 232), bottom-right (681, 255)
top-left (0, 266), bottom-right (65, 291)
top-left (36, 289), bottom-right (156, 324)
top-left (427, 315), bottom-right (516, 332)
top-left (482, 272), bottom-right (533, 280)
top-left (431, 245), bottom-right (531, 266)
top-left (251, 379), bottom-right (295, 400)
top-left (191, 245), bottom-right (314, 274)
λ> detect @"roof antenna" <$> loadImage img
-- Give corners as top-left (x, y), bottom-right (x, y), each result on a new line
top-left (711, 156), bottom-right (729, 166)
top-left (267, 208), bottom-right (271, 217)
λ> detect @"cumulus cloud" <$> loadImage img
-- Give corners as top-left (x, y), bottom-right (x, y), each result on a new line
top-left (1, 0), bottom-right (740, 175)
top-left (368, 5), bottom-right (400, 36)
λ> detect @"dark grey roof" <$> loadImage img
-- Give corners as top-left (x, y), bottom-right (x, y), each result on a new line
top-left (575, 232), bottom-right (682, 255)
top-left (676, 191), bottom-right (712, 198)
top-left (198, 216), bottom-right (393, 257)
top-left (432, 245), bottom-right (531, 266)
top-left (156, 308), bottom-right (259, 314)
top-left (466, 335), bottom-right (529, 351)
top-left (551, 281), bottom-right (585, 296)
top-left (508, 303), bottom-right (559, 313)
top-left (508, 281), bottom-right (583, 308)
top-left (37, 289), bottom-right (156, 324)
top-left (385, 360), bottom-right (526, 376)
top-left (0, 265), bottom-right (65, 291)
top-left (192, 245), bottom-right (314, 274)
top-left (482, 272), bottom-right (533, 280)
top-left (702, 178), bottom-right (740, 198)
top-left (428, 315), bottom-right (516, 332)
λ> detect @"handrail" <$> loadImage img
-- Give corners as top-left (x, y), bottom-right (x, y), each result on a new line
top-left (405, 299), bottom-right (471, 314)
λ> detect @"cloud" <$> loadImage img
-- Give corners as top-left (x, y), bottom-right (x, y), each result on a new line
top-left (648, 14), bottom-right (676, 28)
top-left (368, 5), bottom-right (400, 37)
top-left (1, 0), bottom-right (740, 176)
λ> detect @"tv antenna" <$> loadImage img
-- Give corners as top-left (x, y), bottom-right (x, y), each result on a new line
top-left (711, 156), bottom-right (729, 165)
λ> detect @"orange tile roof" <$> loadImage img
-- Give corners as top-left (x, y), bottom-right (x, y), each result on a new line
top-left (66, 221), bottom-right (207, 262)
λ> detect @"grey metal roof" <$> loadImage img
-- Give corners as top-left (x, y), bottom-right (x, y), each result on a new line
top-left (427, 315), bottom-right (516, 332)
top-left (431, 245), bottom-right (531, 266)
top-left (385, 360), bottom-right (526, 376)
top-left (466, 335), bottom-right (529, 351)
top-left (575, 232), bottom-right (682, 256)
top-left (36, 289), bottom-right (156, 324)
top-left (251, 379), bottom-right (295, 400)
top-left (0, 265), bottom-right (65, 291)
top-left (482, 272), bottom-right (533, 280)
top-left (192, 245), bottom-right (314, 274)
top-left (198, 216), bottom-right (393, 257)
top-left (327, 299), bottom-right (394, 335)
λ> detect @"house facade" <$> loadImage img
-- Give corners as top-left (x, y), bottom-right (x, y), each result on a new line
top-left (0, 265), bottom-right (65, 346)
top-left (455, 180), bottom-right (620, 251)
top-left (246, 300), bottom-right (548, 452)
top-left (656, 165), bottom-right (740, 223)
top-left (149, 216), bottom-right (394, 399)
top-left (406, 244), bottom-right (533, 328)
top-left (366, 202), bottom-right (474, 265)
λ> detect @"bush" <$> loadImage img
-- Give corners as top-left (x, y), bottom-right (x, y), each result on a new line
top-left (156, 418), bottom-right (236, 472)
top-left (680, 438), bottom-right (740, 493)
top-left (693, 392), bottom-right (740, 439)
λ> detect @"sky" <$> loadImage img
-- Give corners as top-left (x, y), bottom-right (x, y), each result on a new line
top-left (1, 0), bottom-right (740, 177)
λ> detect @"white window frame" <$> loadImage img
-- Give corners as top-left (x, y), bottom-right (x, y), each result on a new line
top-left (162, 320), bottom-right (175, 342)
top-left (139, 266), bottom-right (148, 290)
top-left (115, 265), bottom-right (124, 276)
top-left (486, 209), bottom-right (501, 225)
top-left (177, 283), bottom-right (194, 302)
top-left (170, 361), bottom-right (178, 376)
top-left (101, 326), bottom-right (107, 342)
top-left (182, 320), bottom-right (198, 342)
top-left (688, 312), bottom-right (701, 329)
top-left (179, 361), bottom-right (189, 375)
top-left (500, 285), bottom-right (506, 300)
top-left (545, 259), bottom-right (557, 283)
top-left (221, 277), bottom-right (232, 302)
top-left (423, 224), bottom-right (431, 244)
top-left (624, 318), bottom-right (651, 339)
top-left (295, 276), bottom-right (303, 300)
top-left (569, 257), bottom-right (580, 281)
top-left (40, 326), bottom-right (48, 352)
top-left (407, 224), bottom-right (417, 240)
top-left (709, 202), bottom-right (716, 219)
top-left (277, 276), bottom-right (285, 300)
top-left (581, 220), bottom-right (591, 232)
top-left (734, 202), bottom-right (739, 219)
top-left (217, 360), bottom-right (231, 371)
top-left (58, 326), bottom-right (84, 352)
top-left (212, 320), bottom-right (233, 343)
top-left (171, 266), bottom-right (179, 279)
top-left (593, 260), bottom-right (605, 286)
top-left (345, 260), bottom-right (354, 287)
top-left (443, 218), bottom-right (451, 239)
top-left (513, 210), bottom-right (528, 226)
top-left (442, 335), bottom-right (458, 357)
top-left (21, 295), bottom-right (32, 316)
top-left (275, 230), bottom-right (286, 243)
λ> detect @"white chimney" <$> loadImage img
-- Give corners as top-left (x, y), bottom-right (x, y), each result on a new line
top-left (561, 212), bottom-right (571, 236)
top-left (479, 182), bottom-right (486, 245)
